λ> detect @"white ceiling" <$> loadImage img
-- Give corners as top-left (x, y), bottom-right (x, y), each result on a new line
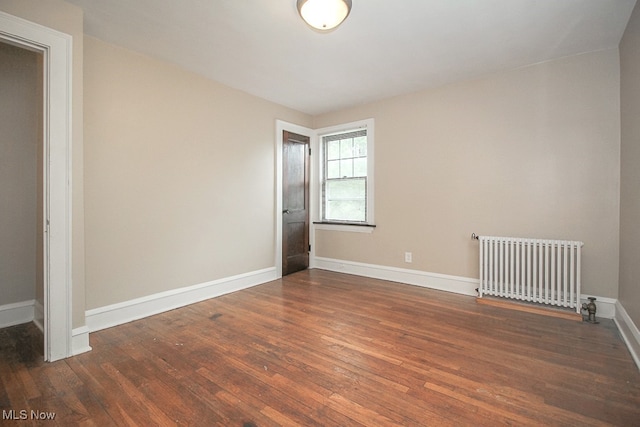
top-left (66, 0), bottom-right (636, 115)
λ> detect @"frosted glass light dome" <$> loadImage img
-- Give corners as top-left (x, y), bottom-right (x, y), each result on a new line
top-left (297, 0), bottom-right (352, 31)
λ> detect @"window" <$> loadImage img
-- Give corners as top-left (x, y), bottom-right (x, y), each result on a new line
top-left (319, 119), bottom-right (374, 226)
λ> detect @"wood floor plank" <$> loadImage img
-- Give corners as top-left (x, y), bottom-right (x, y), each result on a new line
top-left (1, 269), bottom-right (639, 426)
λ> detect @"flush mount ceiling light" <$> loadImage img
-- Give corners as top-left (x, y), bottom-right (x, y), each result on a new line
top-left (297, 0), bottom-right (352, 31)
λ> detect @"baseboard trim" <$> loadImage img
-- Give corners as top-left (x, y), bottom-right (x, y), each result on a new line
top-left (33, 300), bottom-right (44, 333)
top-left (313, 257), bottom-right (478, 296)
top-left (0, 300), bottom-right (35, 328)
top-left (86, 267), bottom-right (277, 332)
top-left (312, 258), bottom-right (618, 318)
top-left (614, 301), bottom-right (640, 370)
top-left (72, 326), bottom-right (92, 356)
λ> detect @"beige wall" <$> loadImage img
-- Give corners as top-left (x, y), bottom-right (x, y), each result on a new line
top-left (620, 2), bottom-right (640, 327)
top-left (314, 49), bottom-right (621, 298)
top-left (0, 42), bottom-right (40, 306)
top-left (1, 1), bottom-right (629, 327)
top-left (0, 0), bottom-right (86, 328)
top-left (83, 36), bottom-right (311, 309)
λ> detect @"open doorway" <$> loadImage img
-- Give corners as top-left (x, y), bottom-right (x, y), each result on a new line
top-left (0, 11), bottom-right (73, 361)
top-left (0, 41), bottom-right (44, 356)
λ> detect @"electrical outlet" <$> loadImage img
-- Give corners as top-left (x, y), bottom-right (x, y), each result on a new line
top-left (404, 252), bottom-right (412, 263)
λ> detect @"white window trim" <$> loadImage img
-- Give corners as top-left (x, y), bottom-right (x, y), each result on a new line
top-left (315, 118), bottom-right (375, 231)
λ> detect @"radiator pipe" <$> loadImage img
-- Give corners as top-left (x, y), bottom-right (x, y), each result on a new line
top-left (581, 297), bottom-right (598, 324)
top-left (471, 233), bottom-right (479, 240)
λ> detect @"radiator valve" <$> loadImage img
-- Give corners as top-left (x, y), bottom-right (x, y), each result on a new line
top-left (581, 297), bottom-right (598, 324)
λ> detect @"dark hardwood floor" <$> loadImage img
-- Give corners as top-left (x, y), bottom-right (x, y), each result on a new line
top-left (1, 269), bottom-right (639, 426)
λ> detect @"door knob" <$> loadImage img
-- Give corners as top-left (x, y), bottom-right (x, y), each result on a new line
top-left (283, 209), bottom-right (291, 214)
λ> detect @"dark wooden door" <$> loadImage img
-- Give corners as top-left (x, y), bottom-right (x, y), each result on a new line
top-left (282, 131), bottom-right (310, 276)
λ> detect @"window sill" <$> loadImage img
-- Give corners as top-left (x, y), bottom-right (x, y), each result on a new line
top-left (313, 222), bottom-right (376, 234)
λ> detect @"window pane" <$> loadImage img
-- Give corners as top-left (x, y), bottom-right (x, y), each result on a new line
top-left (321, 126), bottom-right (370, 224)
top-left (327, 140), bottom-right (340, 160)
top-left (354, 136), bottom-right (367, 157)
top-left (327, 160), bottom-right (340, 179)
top-left (340, 139), bottom-right (354, 158)
top-left (339, 159), bottom-right (353, 177)
top-left (326, 178), bottom-right (364, 200)
top-left (325, 178), bottom-right (366, 222)
top-left (326, 200), bottom-right (366, 222)
top-left (353, 158), bottom-right (367, 177)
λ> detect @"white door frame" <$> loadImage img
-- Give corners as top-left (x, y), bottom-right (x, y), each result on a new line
top-left (275, 120), bottom-right (316, 278)
top-left (0, 11), bottom-right (73, 361)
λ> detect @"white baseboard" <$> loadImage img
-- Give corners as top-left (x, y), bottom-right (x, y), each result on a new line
top-left (313, 257), bottom-right (478, 296)
top-left (85, 267), bottom-right (277, 332)
top-left (614, 301), bottom-right (640, 370)
top-left (72, 326), bottom-right (92, 355)
top-left (0, 300), bottom-right (35, 328)
top-left (33, 300), bottom-right (44, 333)
top-left (313, 257), bottom-right (618, 317)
